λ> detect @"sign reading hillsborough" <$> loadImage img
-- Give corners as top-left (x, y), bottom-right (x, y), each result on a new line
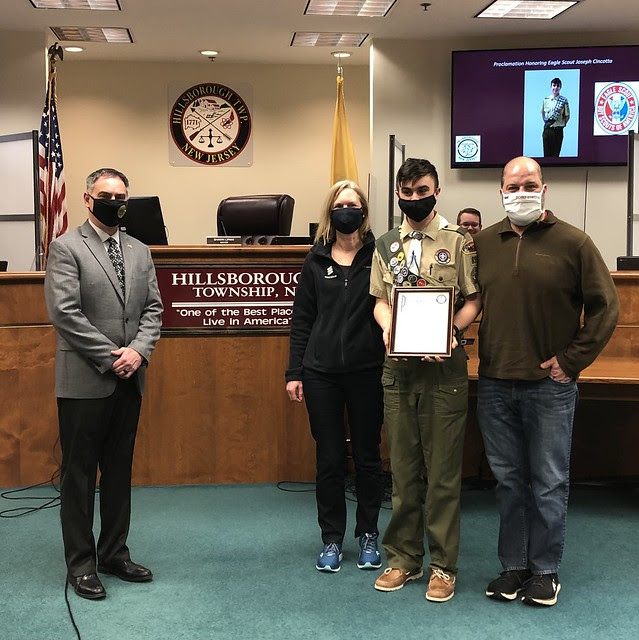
top-left (156, 265), bottom-right (300, 334)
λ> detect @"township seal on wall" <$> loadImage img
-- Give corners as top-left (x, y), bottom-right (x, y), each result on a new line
top-left (169, 83), bottom-right (252, 166)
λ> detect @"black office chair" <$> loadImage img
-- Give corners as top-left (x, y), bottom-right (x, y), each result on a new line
top-left (216, 194), bottom-right (294, 237)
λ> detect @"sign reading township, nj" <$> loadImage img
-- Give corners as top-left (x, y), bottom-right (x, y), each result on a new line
top-left (169, 82), bottom-right (253, 166)
top-left (156, 265), bottom-right (300, 334)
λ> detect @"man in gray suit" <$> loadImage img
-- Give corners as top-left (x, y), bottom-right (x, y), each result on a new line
top-left (45, 168), bottom-right (163, 600)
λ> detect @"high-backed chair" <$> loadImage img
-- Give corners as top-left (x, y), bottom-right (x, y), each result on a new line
top-left (216, 194), bottom-right (294, 236)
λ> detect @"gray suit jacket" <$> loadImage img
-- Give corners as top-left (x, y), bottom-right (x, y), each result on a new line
top-left (44, 221), bottom-right (163, 398)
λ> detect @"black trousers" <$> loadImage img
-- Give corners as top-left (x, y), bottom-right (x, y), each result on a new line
top-left (303, 368), bottom-right (384, 544)
top-left (542, 126), bottom-right (564, 157)
top-left (57, 377), bottom-right (142, 577)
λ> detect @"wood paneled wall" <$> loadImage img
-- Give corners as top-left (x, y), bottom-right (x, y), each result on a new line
top-left (1, 257), bottom-right (638, 489)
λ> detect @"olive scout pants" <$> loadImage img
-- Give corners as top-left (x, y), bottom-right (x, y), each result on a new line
top-left (381, 346), bottom-right (468, 574)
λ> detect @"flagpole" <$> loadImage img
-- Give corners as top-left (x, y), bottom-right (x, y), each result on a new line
top-left (38, 43), bottom-right (66, 269)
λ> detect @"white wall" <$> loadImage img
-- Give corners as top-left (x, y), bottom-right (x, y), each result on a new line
top-left (369, 32), bottom-right (639, 269)
top-left (0, 30), bottom-right (46, 136)
top-left (55, 61), bottom-right (370, 243)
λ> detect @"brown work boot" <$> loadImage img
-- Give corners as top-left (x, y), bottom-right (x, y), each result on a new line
top-left (374, 567), bottom-right (424, 592)
top-left (426, 567), bottom-right (456, 602)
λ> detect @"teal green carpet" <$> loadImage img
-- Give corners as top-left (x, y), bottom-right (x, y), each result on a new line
top-left (1, 484), bottom-right (637, 639)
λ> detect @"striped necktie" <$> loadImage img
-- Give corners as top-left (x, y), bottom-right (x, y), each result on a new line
top-left (107, 237), bottom-right (125, 295)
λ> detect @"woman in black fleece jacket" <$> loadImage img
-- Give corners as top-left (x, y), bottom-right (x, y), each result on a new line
top-left (285, 181), bottom-right (385, 573)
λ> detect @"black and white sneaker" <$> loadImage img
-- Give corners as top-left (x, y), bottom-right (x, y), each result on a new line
top-left (520, 573), bottom-right (561, 606)
top-left (485, 569), bottom-right (532, 601)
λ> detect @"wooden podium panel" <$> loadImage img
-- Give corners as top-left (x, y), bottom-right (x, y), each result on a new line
top-left (1, 258), bottom-right (638, 488)
top-left (133, 334), bottom-right (315, 485)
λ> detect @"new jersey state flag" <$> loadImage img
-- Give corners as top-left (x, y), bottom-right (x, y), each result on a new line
top-left (331, 74), bottom-right (358, 185)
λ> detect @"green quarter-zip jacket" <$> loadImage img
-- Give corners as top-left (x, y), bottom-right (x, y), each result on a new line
top-left (474, 211), bottom-right (619, 380)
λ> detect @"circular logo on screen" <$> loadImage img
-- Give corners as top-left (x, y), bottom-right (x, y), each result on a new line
top-left (595, 83), bottom-right (638, 134)
top-left (170, 83), bottom-right (252, 165)
top-left (456, 137), bottom-right (479, 160)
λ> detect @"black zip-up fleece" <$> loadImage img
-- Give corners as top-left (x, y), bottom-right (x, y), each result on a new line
top-left (285, 231), bottom-right (385, 381)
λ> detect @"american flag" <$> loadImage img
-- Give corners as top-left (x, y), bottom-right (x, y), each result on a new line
top-left (39, 67), bottom-right (68, 267)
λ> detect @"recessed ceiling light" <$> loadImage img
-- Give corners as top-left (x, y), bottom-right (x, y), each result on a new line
top-left (331, 51), bottom-right (352, 58)
top-left (200, 50), bottom-right (219, 56)
top-left (291, 32), bottom-right (368, 47)
top-left (29, 0), bottom-right (121, 9)
top-left (476, 1), bottom-right (579, 20)
top-left (64, 46), bottom-right (84, 52)
top-left (50, 26), bottom-right (133, 42)
top-left (304, 0), bottom-right (397, 17)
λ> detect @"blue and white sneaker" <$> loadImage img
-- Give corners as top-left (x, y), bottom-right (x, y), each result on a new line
top-left (316, 542), bottom-right (343, 572)
top-left (357, 533), bottom-right (382, 569)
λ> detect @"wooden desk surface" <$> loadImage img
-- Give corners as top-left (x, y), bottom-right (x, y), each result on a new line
top-left (466, 355), bottom-right (639, 386)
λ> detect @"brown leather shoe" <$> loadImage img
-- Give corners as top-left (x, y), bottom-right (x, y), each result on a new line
top-left (68, 573), bottom-right (106, 600)
top-left (374, 567), bottom-right (424, 592)
top-left (426, 567), bottom-right (456, 602)
top-left (98, 559), bottom-right (153, 582)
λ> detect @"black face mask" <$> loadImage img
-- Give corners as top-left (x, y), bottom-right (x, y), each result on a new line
top-left (89, 196), bottom-right (128, 227)
top-left (398, 195), bottom-right (436, 223)
top-left (330, 207), bottom-right (364, 235)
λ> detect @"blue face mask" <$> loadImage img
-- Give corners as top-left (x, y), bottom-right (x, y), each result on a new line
top-left (330, 207), bottom-right (363, 234)
top-left (398, 195), bottom-right (436, 222)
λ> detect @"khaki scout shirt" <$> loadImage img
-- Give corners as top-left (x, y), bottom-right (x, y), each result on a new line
top-left (370, 213), bottom-right (479, 305)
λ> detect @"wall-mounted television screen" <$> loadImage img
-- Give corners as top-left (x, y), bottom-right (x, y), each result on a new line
top-left (451, 45), bottom-right (639, 168)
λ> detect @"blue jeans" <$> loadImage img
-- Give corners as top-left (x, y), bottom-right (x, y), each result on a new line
top-left (477, 376), bottom-right (578, 575)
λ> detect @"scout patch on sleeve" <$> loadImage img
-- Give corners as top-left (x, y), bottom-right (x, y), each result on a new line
top-left (462, 240), bottom-right (476, 255)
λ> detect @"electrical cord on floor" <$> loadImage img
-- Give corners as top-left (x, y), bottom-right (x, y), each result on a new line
top-left (571, 476), bottom-right (639, 489)
top-left (64, 580), bottom-right (82, 640)
top-left (0, 436), bottom-right (65, 518)
top-left (344, 472), bottom-right (394, 509)
top-left (0, 468), bottom-right (61, 518)
top-left (276, 481), bottom-right (315, 492)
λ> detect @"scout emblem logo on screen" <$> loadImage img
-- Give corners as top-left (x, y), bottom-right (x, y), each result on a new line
top-left (594, 83), bottom-right (638, 135)
top-left (170, 83), bottom-right (252, 165)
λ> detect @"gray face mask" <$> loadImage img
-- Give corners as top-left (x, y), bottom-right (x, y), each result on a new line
top-left (90, 196), bottom-right (128, 227)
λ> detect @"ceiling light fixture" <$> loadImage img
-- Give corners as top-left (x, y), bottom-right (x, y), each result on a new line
top-left (64, 46), bottom-right (84, 52)
top-left (29, 0), bottom-right (121, 9)
top-left (200, 50), bottom-right (219, 56)
top-left (291, 32), bottom-right (368, 47)
top-left (50, 26), bottom-right (133, 42)
top-left (331, 51), bottom-right (352, 58)
top-left (304, 0), bottom-right (397, 17)
top-left (476, 1), bottom-right (579, 20)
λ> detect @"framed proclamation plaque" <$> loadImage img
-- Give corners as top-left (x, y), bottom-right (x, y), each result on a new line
top-left (389, 286), bottom-right (454, 358)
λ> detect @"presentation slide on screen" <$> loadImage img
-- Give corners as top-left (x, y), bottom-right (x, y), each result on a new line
top-left (451, 46), bottom-right (639, 168)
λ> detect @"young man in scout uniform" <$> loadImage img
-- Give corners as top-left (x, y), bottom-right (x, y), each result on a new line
top-left (370, 157), bottom-right (480, 602)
